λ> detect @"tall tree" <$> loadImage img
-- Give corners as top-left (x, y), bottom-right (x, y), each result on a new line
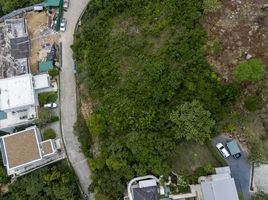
top-left (170, 100), bottom-right (215, 144)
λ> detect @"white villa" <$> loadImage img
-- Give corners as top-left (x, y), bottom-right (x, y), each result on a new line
top-left (0, 73), bottom-right (53, 131)
top-left (0, 126), bottom-right (64, 176)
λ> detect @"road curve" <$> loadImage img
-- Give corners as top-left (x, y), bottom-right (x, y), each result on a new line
top-left (60, 0), bottom-right (92, 198)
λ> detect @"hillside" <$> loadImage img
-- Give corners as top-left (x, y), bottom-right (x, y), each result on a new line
top-left (72, 0), bottom-right (241, 199)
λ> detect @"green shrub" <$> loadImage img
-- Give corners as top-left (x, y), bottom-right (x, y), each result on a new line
top-left (203, 0), bottom-right (222, 13)
top-left (0, 154), bottom-right (9, 184)
top-left (38, 92), bottom-right (58, 106)
top-left (48, 69), bottom-right (60, 77)
top-left (74, 113), bottom-right (92, 157)
top-left (208, 38), bottom-right (222, 56)
top-left (35, 108), bottom-right (59, 127)
top-left (252, 191), bottom-right (268, 200)
top-left (233, 59), bottom-right (265, 82)
top-left (224, 123), bottom-right (236, 133)
top-left (206, 140), bottom-right (227, 166)
top-left (244, 95), bottom-right (262, 112)
top-left (43, 128), bottom-right (56, 140)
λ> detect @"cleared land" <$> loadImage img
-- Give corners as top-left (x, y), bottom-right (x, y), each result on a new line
top-left (171, 142), bottom-right (220, 174)
top-left (24, 11), bottom-right (59, 73)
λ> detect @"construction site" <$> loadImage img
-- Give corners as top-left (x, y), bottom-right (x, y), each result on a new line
top-left (0, 2), bottom-right (62, 79)
top-left (0, 18), bottom-right (30, 78)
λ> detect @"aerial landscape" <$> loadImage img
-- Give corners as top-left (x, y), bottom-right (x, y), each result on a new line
top-left (0, 0), bottom-right (268, 200)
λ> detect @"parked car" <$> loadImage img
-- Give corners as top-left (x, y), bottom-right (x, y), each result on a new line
top-left (72, 63), bottom-right (77, 74)
top-left (33, 5), bottom-right (44, 12)
top-left (226, 140), bottom-right (241, 159)
top-left (60, 18), bottom-right (67, 32)
top-left (63, 0), bottom-right (69, 10)
top-left (216, 143), bottom-right (230, 158)
top-left (44, 103), bottom-right (57, 109)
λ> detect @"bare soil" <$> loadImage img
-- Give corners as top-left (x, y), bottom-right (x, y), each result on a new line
top-left (79, 84), bottom-right (93, 121)
top-left (24, 11), bottom-right (60, 73)
top-left (203, 0), bottom-right (268, 159)
top-left (204, 0), bottom-right (268, 81)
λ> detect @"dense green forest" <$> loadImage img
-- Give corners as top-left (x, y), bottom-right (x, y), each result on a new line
top-left (72, 0), bottom-right (240, 199)
top-left (1, 161), bottom-right (81, 200)
top-left (0, 0), bottom-right (41, 16)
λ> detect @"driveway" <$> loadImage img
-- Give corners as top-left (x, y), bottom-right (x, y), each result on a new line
top-left (59, 0), bottom-right (92, 198)
top-left (212, 135), bottom-right (251, 200)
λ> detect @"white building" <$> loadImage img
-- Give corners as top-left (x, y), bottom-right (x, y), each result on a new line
top-left (0, 126), bottom-right (64, 176)
top-left (0, 73), bottom-right (52, 131)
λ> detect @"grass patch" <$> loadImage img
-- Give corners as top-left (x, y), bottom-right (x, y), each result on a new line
top-left (244, 95), bottom-right (262, 112)
top-left (206, 140), bottom-right (228, 166)
top-left (208, 37), bottom-right (222, 56)
top-left (171, 141), bottom-right (220, 174)
top-left (203, 0), bottom-right (222, 13)
top-left (238, 192), bottom-right (244, 200)
top-left (74, 112), bottom-right (92, 157)
top-left (263, 139), bottom-right (268, 161)
top-left (48, 69), bottom-right (60, 77)
top-left (38, 92), bottom-right (58, 106)
top-left (43, 128), bottom-right (56, 140)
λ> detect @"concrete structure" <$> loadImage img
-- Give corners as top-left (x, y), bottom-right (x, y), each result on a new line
top-left (0, 74), bottom-right (53, 131)
top-left (254, 164), bottom-right (268, 193)
top-left (0, 126), bottom-right (64, 176)
top-left (170, 167), bottom-right (239, 200)
top-left (0, 18), bottom-right (30, 79)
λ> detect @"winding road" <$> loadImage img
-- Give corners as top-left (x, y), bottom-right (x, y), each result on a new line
top-left (60, 0), bottom-right (92, 198)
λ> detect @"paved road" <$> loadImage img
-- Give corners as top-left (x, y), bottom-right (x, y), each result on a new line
top-left (60, 0), bottom-right (92, 198)
top-left (212, 135), bottom-right (251, 200)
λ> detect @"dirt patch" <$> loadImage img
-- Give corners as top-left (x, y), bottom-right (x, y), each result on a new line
top-left (24, 11), bottom-right (60, 73)
top-left (203, 0), bottom-right (268, 81)
top-left (79, 84), bottom-right (92, 121)
top-left (30, 34), bottom-right (60, 73)
top-left (0, 184), bottom-right (9, 193)
top-left (25, 12), bottom-right (48, 38)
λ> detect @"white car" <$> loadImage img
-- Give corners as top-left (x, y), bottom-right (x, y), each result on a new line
top-left (63, 0), bottom-right (69, 10)
top-left (44, 103), bottom-right (57, 109)
top-left (60, 18), bottom-right (67, 32)
top-left (216, 143), bottom-right (230, 158)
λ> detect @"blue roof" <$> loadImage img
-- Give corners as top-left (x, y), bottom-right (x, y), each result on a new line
top-left (0, 111), bottom-right (7, 120)
top-left (44, 0), bottom-right (60, 7)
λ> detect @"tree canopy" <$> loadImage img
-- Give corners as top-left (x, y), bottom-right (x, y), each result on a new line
top-left (1, 161), bottom-right (81, 200)
top-left (73, 0), bottom-right (240, 199)
top-left (170, 100), bottom-right (215, 144)
top-left (0, 0), bottom-right (42, 16)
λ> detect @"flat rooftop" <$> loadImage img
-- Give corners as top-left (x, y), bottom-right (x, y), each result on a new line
top-left (5, 18), bottom-right (28, 38)
top-left (0, 74), bottom-right (35, 110)
top-left (33, 73), bottom-right (50, 90)
top-left (41, 140), bottom-right (54, 156)
top-left (2, 128), bottom-right (42, 169)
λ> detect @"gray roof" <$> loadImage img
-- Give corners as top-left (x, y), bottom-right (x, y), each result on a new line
top-left (226, 140), bottom-right (241, 156)
top-left (201, 178), bottom-right (239, 200)
top-left (133, 186), bottom-right (158, 200)
top-left (10, 36), bottom-right (30, 59)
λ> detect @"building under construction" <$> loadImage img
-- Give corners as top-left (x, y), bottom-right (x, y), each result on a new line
top-left (0, 18), bottom-right (30, 79)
